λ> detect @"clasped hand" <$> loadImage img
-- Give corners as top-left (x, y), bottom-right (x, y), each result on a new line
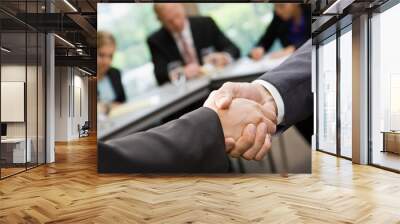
top-left (204, 82), bottom-right (278, 160)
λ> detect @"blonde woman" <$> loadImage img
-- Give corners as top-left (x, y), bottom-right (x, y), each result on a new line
top-left (97, 31), bottom-right (126, 104)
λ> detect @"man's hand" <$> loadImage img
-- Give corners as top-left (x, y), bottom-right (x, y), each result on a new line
top-left (205, 52), bottom-right (231, 68)
top-left (184, 63), bottom-right (201, 79)
top-left (204, 97), bottom-right (275, 159)
top-left (250, 47), bottom-right (265, 61)
top-left (270, 45), bottom-right (295, 59)
top-left (210, 82), bottom-right (278, 160)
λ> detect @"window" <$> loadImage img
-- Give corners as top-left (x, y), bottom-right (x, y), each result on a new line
top-left (98, 3), bottom-right (160, 72)
top-left (317, 36), bottom-right (337, 154)
top-left (339, 28), bottom-right (352, 158)
top-left (370, 3), bottom-right (400, 171)
top-left (98, 3), bottom-right (275, 99)
top-left (98, 3), bottom-right (160, 99)
top-left (198, 3), bottom-right (274, 56)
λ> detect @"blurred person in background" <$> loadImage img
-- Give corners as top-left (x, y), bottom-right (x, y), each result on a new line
top-left (250, 3), bottom-right (313, 144)
top-left (97, 31), bottom-right (127, 109)
top-left (147, 3), bottom-right (240, 86)
top-left (250, 3), bottom-right (311, 60)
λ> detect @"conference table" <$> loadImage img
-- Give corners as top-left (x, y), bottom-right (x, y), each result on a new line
top-left (98, 55), bottom-right (289, 141)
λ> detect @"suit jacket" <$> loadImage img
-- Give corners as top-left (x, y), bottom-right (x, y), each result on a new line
top-left (255, 5), bottom-right (311, 52)
top-left (97, 40), bottom-right (312, 173)
top-left (98, 107), bottom-right (229, 173)
top-left (105, 67), bottom-right (126, 103)
top-left (147, 16), bottom-right (241, 86)
top-left (258, 39), bottom-right (313, 131)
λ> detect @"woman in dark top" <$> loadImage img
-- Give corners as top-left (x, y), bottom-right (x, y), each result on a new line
top-left (250, 3), bottom-right (311, 60)
top-left (97, 31), bottom-right (126, 104)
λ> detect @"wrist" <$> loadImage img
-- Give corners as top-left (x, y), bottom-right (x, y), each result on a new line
top-left (254, 83), bottom-right (278, 115)
top-left (203, 102), bottom-right (217, 115)
top-left (202, 105), bottom-right (229, 139)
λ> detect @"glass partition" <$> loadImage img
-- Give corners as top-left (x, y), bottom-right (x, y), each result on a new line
top-left (339, 28), bottom-right (352, 158)
top-left (1, 30), bottom-right (28, 177)
top-left (370, 3), bottom-right (400, 171)
top-left (317, 36), bottom-right (337, 154)
top-left (0, 1), bottom-right (46, 179)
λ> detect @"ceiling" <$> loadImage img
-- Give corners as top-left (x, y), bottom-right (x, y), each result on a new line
top-left (0, 0), bottom-right (98, 73)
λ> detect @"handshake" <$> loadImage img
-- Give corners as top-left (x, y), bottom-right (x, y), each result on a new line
top-left (204, 82), bottom-right (278, 161)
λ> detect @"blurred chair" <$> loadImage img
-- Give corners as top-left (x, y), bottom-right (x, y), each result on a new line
top-left (79, 121), bottom-right (90, 138)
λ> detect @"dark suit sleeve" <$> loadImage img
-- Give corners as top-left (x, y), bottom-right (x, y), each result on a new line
top-left (147, 37), bottom-right (170, 86)
top-left (255, 14), bottom-right (282, 52)
top-left (98, 107), bottom-right (230, 173)
top-left (258, 39), bottom-right (312, 130)
top-left (208, 17), bottom-right (240, 59)
top-left (108, 68), bottom-right (126, 103)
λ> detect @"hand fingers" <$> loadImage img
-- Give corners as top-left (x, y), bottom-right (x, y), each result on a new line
top-left (215, 82), bottom-right (237, 109)
top-left (260, 117), bottom-right (277, 134)
top-left (258, 105), bottom-right (277, 134)
top-left (215, 95), bottom-right (232, 109)
top-left (229, 123), bottom-right (256, 158)
top-left (259, 106), bottom-right (277, 124)
top-left (255, 134), bottom-right (272, 161)
top-left (203, 91), bottom-right (217, 108)
top-left (241, 122), bottom-right (267, 160)
top-left (224, 137), bottom-right (235, 152)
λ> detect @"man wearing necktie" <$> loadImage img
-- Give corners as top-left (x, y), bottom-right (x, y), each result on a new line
top-left (147, 3), bottom-right (241, 85)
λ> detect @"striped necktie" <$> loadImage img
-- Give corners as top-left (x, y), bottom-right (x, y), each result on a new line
top-left (177, 32), bottom-right (198, 64)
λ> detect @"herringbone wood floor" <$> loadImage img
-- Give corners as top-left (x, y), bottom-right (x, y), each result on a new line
top-left (0, 135), bottom-right (400, 224)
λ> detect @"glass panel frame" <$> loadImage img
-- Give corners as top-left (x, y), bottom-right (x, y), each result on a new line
top-left (0, 19), bottom-right (28, 178)
top-left (316, 35), bottom-right (337, 155)
top-left (339, 26), bottom-right (353, 159)
top-left (369, 2), bottom-right (400, 172)
top-left (0, 0), bottom-right (47, 179)
top-left (315, 21), bottom-right (354, 161)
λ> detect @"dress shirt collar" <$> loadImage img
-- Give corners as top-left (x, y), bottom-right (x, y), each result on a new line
top-left (172, 19), bottom-right (193, 44)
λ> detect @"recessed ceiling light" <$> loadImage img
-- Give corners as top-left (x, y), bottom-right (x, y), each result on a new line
top-left (1, 47), bottom-right (11, 53)
top-left (54, 34), bottom-right (75, 48)
top-left (323, 0), bottom-right (354, 15)
top-left (78, 67), bottom-right (93, 76)
top-left (63, 0), bottom-right (78, 12)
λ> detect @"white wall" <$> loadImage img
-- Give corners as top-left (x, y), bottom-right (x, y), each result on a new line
top-left (54, 67), bottom-right (89, 141)
top-left (71, 73), bottom-right (89, 138)
top-left (1, 64), bottom-right (46, 164)
top-left (1, 66), bottom-right (26, 134)
top-left (1, 65), bottom-right (38, 138)
top-left (55, 66), bottom-right (69, 141)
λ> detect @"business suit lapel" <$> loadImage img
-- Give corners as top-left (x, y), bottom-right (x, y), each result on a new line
top-left (160, 28), bottom-right (183, 62)
top-left (189, 18), bottom-right (203, 63)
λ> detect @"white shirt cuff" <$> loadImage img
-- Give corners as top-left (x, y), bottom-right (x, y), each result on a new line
top-left (252, 80), bottom-right (285, 125)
